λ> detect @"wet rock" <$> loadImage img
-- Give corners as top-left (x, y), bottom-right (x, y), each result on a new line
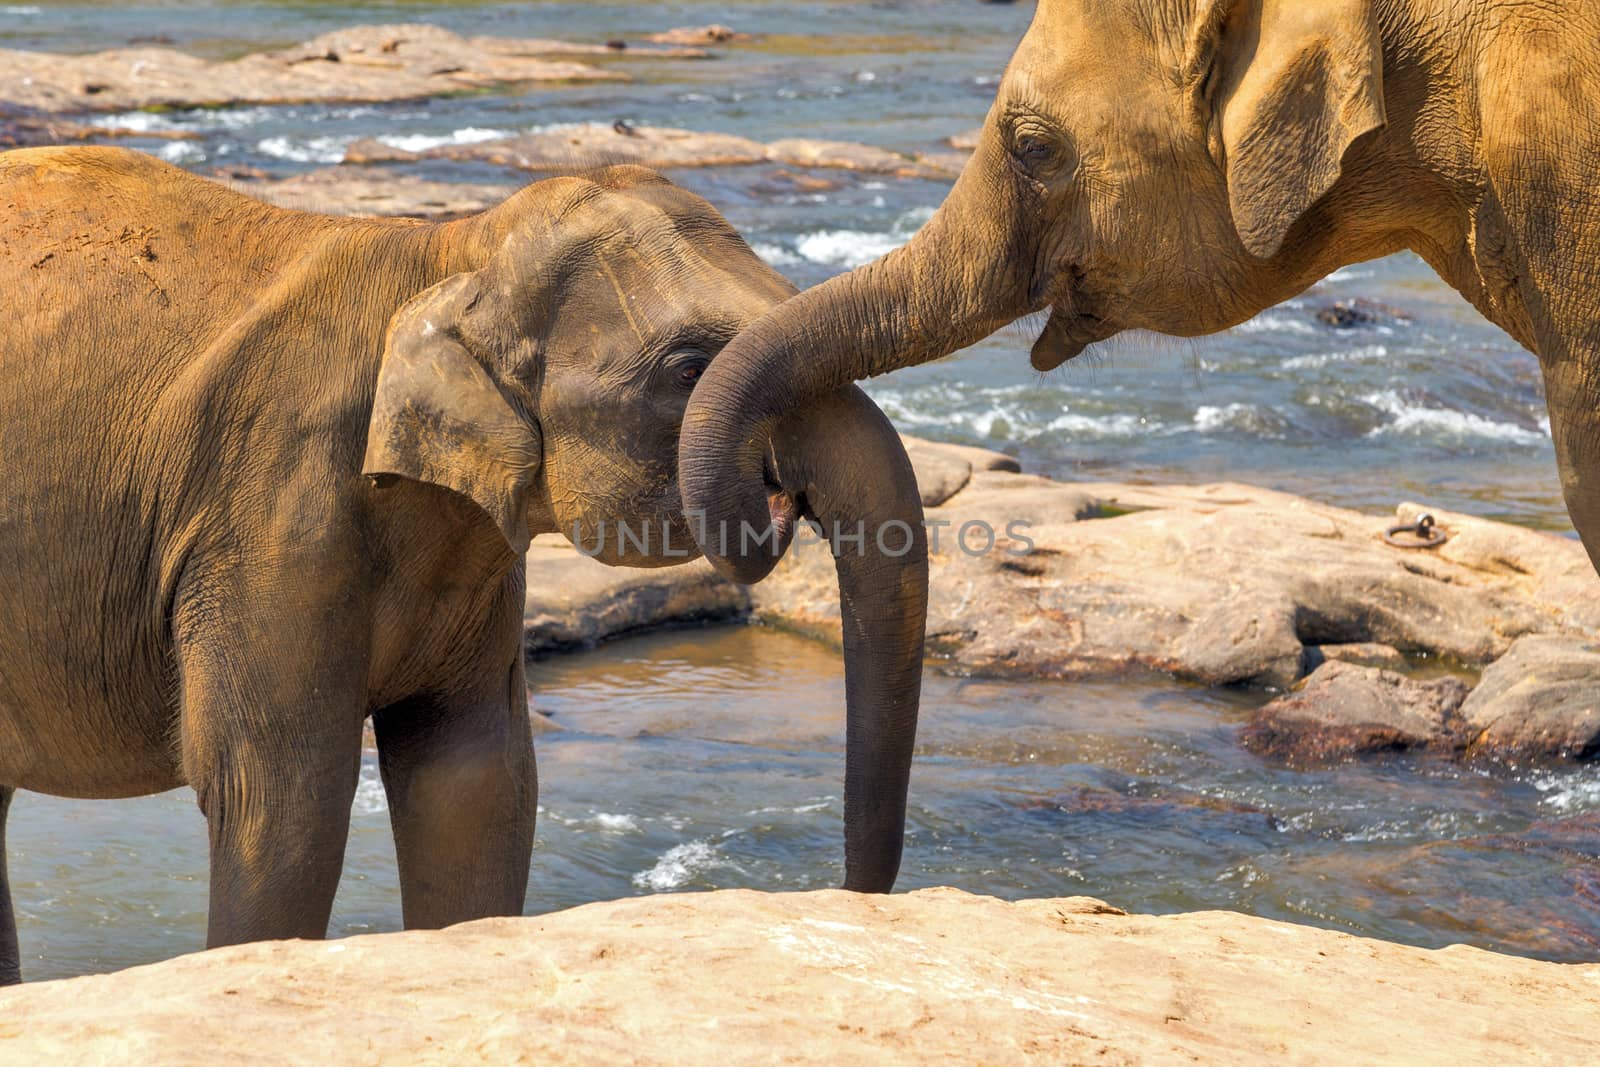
top-left (1313, 298), bottom-right (1411, 329)
top-left (233, 167), bottom-right (517, 220)
top-left (4, 887), bottom-right (1598, 1063)
top-left (647, 25), bottom-right (752, 46)
top-left (757, 481), bottom-right (1600, 686)
top-left (1240, 662), bottom-right (1471, 766)
top-left (348, 124), bottom-right (949, 178)
top-left (1461, 635), bottom-right (1600, 760)
top-left (0, 24), bottom-right (649, 114)
top-left (0, 110), bottom-right (199, 148)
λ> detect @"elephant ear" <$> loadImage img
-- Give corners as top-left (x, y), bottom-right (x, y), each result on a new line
top-left (363, 271), bottom-right (543, 554)
top-left (1191, 0), bottom-right (1386, 260)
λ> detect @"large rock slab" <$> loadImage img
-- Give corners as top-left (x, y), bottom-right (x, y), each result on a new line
top-left (1461, 635), bottom-right (1600, 759)
top-left (1240, 661), bottom-right (1471, 766)
top-left (345, 123), bottom-right (959, 178)
top-left (0, 24), bottom-right (646, 114)
top-left (2, 888), bottom-right (1596, 1064)
top-left (759, 482), bottom-right (1600, 688)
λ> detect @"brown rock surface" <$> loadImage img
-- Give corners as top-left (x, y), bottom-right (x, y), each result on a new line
top-left (234, 166), bottom-right (517, 219)
top-left (347, 123), bottom-right (944, 177)
top-left (0, 24), bottom-right (637, 114)
top-left (2, 888), bottom-right (1596, 1064)
top-left (1462, 635), bottom-right (1600, 759)
top-left (1240, 661), bottom-right (1471, 766)
top-left (758, 477), bottom-right (1600, 687)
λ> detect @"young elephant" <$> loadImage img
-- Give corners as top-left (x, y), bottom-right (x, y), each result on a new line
top-left (0, 147), bottom-right (926, 984)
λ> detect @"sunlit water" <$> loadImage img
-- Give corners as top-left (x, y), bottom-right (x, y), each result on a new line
top-left (3, 1), bottom-right (1594, 981)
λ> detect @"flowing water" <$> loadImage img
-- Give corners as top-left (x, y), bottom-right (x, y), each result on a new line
top-left (4, 1), bottom-right (1595, 981)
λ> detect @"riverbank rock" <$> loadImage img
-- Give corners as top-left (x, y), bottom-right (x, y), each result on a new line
top-left (0, 24), bottom-right (652, 114)
top-left (0, 110), bottom-right (200, 149)
top-left (1461, 635), bottom-right (1600, 760)
top-left (234, 166), bottom-right (518, 219)
top-left (2, 888), bottom-right (1596, 1064)
top-left (1240, 662), bottom-right (1471, 766)
top-left (344, 123), bottom-right (958, 178)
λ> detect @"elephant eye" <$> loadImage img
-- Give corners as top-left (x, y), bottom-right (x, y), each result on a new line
top-left (664, 349), bottom-right (711, 390)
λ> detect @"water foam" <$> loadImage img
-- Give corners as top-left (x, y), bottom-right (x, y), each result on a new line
top-left (791, 206), bottom-right (936, 269)
top-left (1362, 390), bottom-right (1548, 445)
top-left (632, 839), bottom-right (736, 891)
top-left (377, 127), bottom-right (510, 152)
top-left (256, 135), bottom-right (351, 164)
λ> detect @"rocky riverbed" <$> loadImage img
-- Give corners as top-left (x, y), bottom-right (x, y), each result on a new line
top-left (2, 888), bottom-right (1596, 1064)
top-left (525, 434), bottom-right (1600, 768)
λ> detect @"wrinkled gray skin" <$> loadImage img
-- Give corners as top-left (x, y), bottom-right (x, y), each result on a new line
top-left (0, 147), bottom-right (925, 984)
top-left (680, 0), bottom-right (1600, 583)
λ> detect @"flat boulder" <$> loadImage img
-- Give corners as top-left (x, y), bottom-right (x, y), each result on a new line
top-left (759, 483), bottom-right (1600, 687)
top-left (0, 24), bottom-right (637, 114)
top-left (347, 123), bottom-right (945, 177)
top-left (647, 25), bottom-right (752, 46)
top-left (2, 888), bottom-right (1596, 1064)
top-left (1240, 661), bottom-right (1471, 766)
top-left (1462, 635), bottom-right (1600, 760)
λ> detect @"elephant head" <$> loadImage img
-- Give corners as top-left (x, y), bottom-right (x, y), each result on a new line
top-left (680, 0), bottom-right (1389, 581)
top-left (365, 167), bottom-right (926, 891)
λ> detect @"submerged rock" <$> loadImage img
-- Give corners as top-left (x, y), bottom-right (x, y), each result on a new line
top-left (647, 25), bottom-right (752, 46)
top-left (2, 887), bottom-right (1596, 1064)
top-left (1240, 661), bottom-right (1471, 766)
top-left (1462, 635), bottom-right (1600, 760)
top-left (0, 24), bottom-right (658, 114)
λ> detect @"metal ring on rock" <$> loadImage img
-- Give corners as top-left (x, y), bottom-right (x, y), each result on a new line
top-left (1383, 513), bottom-right (1448, 549)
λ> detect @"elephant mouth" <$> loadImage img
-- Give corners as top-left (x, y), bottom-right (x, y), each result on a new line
top-left (763, 449), bottom-right (801, 558)
top-left (1029, 305), bottom-right (1116, 372)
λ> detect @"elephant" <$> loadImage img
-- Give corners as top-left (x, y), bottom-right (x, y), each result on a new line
top-left (677, 0), bottom-right (1600, 584)
top-left (0, 146), bottom-right (926, 985)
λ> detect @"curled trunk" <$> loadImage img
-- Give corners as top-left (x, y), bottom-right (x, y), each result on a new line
top-left (680, 149), bottom-right (1027, 585)
top-left (770, 387), bottom-right (927, 891)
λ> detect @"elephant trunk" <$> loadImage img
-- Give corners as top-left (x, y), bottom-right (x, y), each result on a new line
top-left (769, 387), bottom-right (927, 892)
top-left (681, 152), bottom-right (1026, 584)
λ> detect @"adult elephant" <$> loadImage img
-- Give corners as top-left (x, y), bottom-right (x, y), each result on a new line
top-left (681, 0), bottom-right (1600, 580)
top-left (0, 147), bottom-right (925, 985)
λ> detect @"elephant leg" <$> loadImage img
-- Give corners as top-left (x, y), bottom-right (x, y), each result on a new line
top-left (175, 575), bottom-right (368, 949)
top-left (1541, 353), bottom-right (1600, 574)
top-left (373, 657), bottom-right (536, 930)
top-left (1, 786), bottom-right (18, 985)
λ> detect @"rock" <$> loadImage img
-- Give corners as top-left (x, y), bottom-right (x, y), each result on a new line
top-left (948, 126), bottom-right (984, 150)
top-left (756, 478), bottom-right (1600, 686)
top-left (2, 888), bottom-right (1597, 1064)
top-left (0, 110), bottom-right (200, 148)
top-left (647, 25), bottom-right (751, 46)
top-left (524, 541), bottom-right (749, 654)
top-left (233, 167), bottom-right (517, 220)
top-left (898, 435), bottom-right (1019, 507)
top-left (1313, 298), bottom-right (1411, 329)
top-left (0, 24), bottom-right (643, 114)
top-left (346, 124), bottom-right (950, 178)
top-left (1461, 635), bottom-right (1600, 760)
top-left (1240, 661), bottom-right (1471, 766)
